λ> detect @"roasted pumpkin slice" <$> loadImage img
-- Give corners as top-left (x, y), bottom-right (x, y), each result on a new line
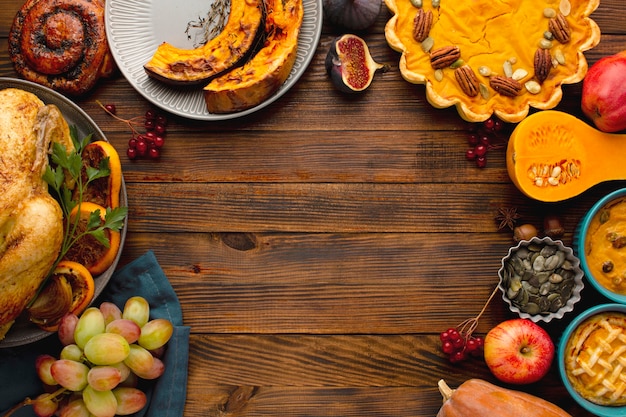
top-left (203, 0), bottom-right (304, 113)
top-left (144, 0), bottom-right (266, 85)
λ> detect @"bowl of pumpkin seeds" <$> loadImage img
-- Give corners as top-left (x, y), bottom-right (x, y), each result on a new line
top-left (498, 236), bottom-right (584, 323)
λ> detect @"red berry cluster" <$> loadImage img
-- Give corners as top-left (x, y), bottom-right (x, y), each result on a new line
top-left (465, 116), bottom-right (508, 168)
top-left (98, 102), bottom-right (168, 160)
top-left (440, 327), bottom-right (484, 363)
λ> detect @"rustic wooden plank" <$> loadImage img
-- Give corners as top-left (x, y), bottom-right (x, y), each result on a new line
top-left (117, 231), bottom-right (606, 334)
top-left (183, 335), bottom-right (592, 416)
top-left (120, 182), bottom-right (623, 234)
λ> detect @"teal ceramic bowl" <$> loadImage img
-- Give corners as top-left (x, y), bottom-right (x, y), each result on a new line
top-left (575, 188), bottom-right (626, 304)
top-left (558, 303), bottom-right (626, 416)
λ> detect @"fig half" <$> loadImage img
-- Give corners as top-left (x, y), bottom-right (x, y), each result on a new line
top-left (325, 34), bottom-right (386, 93)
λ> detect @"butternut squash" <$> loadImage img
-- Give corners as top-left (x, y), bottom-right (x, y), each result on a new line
top-left (507, 110), bottom-right (626, 202)
top-left (436, 379), bottom-right (572, 417)
top-left (144, 0), bottom-right (266, 86)
top-left (203, 0), bottom-right (304, 113)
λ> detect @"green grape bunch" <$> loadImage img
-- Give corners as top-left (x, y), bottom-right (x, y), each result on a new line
top-left (5, 296), bottom-right (174, 417)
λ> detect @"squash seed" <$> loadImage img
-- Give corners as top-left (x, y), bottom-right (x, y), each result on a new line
top-left (479, 83), bottom-right (490, 99)
top-left (478, 66), bottom-right (492, 76)
top-left (449, 59), bottom-right (464, 69)
top-left (410, 0), bottom-right (422, 7)
top-left (432, 0), bottom-right (440, 7)
top-left (503, 60), bottom-right (514, 78)
top-left (543, 7), bottom-right (557, 18)
top-left (539, 38), bottom-right (553, 49)
top-left (421, 36), bottom-right (434, 52)
top-left (512, 68), bottom-right (528, 81)
top-left (434, 69), bottom-right (444, 81)
top-left (554, 49), bottom-right (566, 65)
top-left (559, 0), bottom-right (571, 16)
top-left (525, 81), bottom-right (542, 95)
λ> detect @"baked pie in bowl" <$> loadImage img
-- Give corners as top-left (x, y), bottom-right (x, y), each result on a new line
top-left (384, 0), bottom-right (601, 122)
top-left (559, 304), bottom-right (626, 416)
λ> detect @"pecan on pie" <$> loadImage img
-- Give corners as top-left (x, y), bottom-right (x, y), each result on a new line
top-left (384, 0), bottom-right (601, 122)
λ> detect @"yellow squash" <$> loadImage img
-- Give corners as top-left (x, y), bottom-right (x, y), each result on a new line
top-left (203, 0), bottom-right (304, 113)
top-left (144, 0), bottom-right (266, 85)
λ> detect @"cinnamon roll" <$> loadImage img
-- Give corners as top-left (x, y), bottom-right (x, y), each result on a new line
top-left (9, 0), bottom-right (114, 96)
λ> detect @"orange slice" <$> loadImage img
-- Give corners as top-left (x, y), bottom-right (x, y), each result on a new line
top-left (75, 140), bottom-right (122, 208)
top-left (30, 260), bottom-right (95, 331)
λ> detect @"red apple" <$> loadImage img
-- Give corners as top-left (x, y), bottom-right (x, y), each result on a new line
top-left (483, 318), bottom-right (554, 385)
top-left (582, 50), bottom-right (626, 133)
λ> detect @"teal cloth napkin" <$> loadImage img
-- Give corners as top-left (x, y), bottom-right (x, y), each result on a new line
top-left (0, 251), bottom-right (190, 417)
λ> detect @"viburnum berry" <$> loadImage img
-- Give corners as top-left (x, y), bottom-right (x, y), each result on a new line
top-left (97, 101), bottom-right (168, 161)
top-left (464, 116), bottom-right (510, 168)
top-left (438, 286), bottom-right (499, 364)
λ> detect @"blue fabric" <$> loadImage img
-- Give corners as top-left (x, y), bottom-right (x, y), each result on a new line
top-left (0, 251), bottom-right (189, 417)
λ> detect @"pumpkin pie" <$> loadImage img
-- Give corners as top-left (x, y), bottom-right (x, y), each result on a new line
top-left (384, 0), bottom-right (601, 122)
top-left (564, 312), bottom-right (626, 406)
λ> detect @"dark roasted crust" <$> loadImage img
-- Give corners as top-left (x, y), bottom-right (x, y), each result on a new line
top-left (8, 0), bottom-right (111, 96)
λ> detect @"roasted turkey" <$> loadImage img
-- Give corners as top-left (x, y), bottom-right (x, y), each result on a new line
top-left (0, 88), bottom-right (72, 339)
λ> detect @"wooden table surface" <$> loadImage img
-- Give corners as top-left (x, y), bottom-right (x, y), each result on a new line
top-left (1, 0), bottom-right (626, 415)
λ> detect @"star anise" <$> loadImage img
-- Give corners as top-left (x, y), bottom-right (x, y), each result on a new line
top-left (495, 207), bottom-right (521, 231)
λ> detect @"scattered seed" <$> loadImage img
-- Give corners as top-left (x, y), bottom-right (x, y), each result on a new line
top-left (450, 59), bottom-right (465, 69)
top-left (410, 0), bottom-right (423, 7)
top-left (525, 80), bottom-right (541, 94)
top-left (544, 31), bottom-right (554, 40)
top-left (560, 0), bottom-right (571, 16)
top-left (421, 36), bottom-right (434, 52)
top-left (432, 0), bottom-right (440, 7)
top-left (539, 38), bottom-right (553, 49)
top-left (434, 69), bottom-right (444, 81)
top-left (554, 49), bottom-right (566, 65)
top-left (478, 66), bottom-right (492, 76)
top-left (503, 60), bottom-right (514, 78)
top-left (544, 7), bottom-right (557, 18)
top-left (512, 68), bottom-right (528, 81)
top-left (479, 83), bottom-right (490, 99)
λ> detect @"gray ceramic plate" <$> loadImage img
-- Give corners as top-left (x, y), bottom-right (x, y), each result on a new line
top-left (0, 77), bottom-right (128, 348)
top-left (105, 0), bottom-right (323, 120)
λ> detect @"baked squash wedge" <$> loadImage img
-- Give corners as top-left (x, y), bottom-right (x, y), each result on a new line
top-left (203, 0), bottom-right (304, 113)
top-left (144, 0), bottom-right (266, 86)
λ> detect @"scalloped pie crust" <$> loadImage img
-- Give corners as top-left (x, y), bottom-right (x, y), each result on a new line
top-left (384, 0), bottom-right (601, 122)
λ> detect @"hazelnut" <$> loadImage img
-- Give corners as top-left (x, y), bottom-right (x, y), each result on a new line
top-left (513, 224), bottom-right (539, 242)
top-left (543, 215), bottom-right (565, 239)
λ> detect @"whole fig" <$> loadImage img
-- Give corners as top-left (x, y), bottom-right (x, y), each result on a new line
top-left (325, 34), bottom-right (386, 93)
top-left (322, 0), bottom-right (382, 31)
top-left (581, 50), bottom-right (626, 133)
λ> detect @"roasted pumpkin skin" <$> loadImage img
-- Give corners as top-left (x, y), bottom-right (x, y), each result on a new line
top-left (436, 379), bottom-right (572, 417)
top-left (203, 0), bottom-right (304, 113)
top-left (144, 0), bottom-right (266, 86)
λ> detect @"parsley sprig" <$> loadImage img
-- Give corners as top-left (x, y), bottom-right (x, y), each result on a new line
top-left (43, 126), bottom-right (128, 275)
